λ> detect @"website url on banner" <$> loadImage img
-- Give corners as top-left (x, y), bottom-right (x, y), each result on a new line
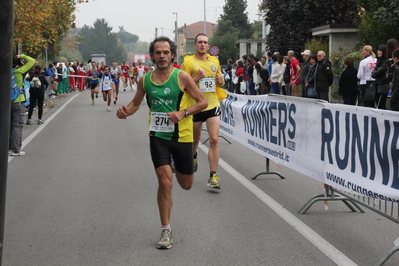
top-left (220, 125), bottom-right (233, 135)
top-left (325, 172), bottom-right (399, 202)
top-left (247, 139), bottom-right (290, 162)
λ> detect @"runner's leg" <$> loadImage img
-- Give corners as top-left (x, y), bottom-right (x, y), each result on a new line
top-left (155, 165), bottom-right (173, 226)
top-left (107, 90), bottom-right (112, 106)
top-left (205, 116), bottom-right (220, 172)
top-left (193, 121), bottom-right (202, 156)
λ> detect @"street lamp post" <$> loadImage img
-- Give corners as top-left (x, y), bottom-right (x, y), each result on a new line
top-left (204, 0), bottom-right (206, 34)
top-left (172, 12), bottom-right (179, 63)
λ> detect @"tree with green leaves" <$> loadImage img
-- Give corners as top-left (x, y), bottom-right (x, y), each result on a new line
top-left (14, 0), bottom-right (78, 58)
top-left (264, 0), bottom-right (358, 55)
top-left (219, 0), bottom-right (253, 39)
top-left (210, 20), bottom-right (240, 63)
top-left (78, 19), bottom-right (127, 64)
top-left (356, 0), bottom-right (399, 49)
top-left (117, 26), bottom-right (139, 53)
top-left (134, 41), bottom-right (150, 54)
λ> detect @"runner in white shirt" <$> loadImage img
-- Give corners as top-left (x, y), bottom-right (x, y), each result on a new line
top-left (110, 61), bottom-right (121, 104)
top-left (133, 58), bottom-right (149, 82)
top-left (98, 66), bottom-right (115, 112)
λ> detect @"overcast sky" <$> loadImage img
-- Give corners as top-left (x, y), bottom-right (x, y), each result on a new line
top-left (74, 0), bottom-right (261, 43)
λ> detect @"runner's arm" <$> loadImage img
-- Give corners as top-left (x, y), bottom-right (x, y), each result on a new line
top-left (216, 63), bottom-right (225, 86)
top-left (116, 78), bottom-right (145, 119)
top-left (167, 72), bottom-right (207, 123)
top-left (180, 71), bottom-right (208, 115)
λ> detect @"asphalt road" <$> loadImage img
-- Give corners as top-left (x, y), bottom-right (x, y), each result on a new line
top-left (4, 90), bottom-right (399, 266)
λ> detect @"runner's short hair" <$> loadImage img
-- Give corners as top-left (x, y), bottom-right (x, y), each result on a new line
top-left (194, 33), bottom-right (208, 44)
top-left (149, 37), bottom-right (176, 58)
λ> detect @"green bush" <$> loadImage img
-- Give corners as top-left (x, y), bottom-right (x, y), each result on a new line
top-left (304, 38), bottom-right (329, 56)
top-left (329, 49), bottom-right (362, 94)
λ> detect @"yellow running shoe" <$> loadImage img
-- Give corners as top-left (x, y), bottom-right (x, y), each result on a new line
top-left (207, 173), bottom-right (221, 189)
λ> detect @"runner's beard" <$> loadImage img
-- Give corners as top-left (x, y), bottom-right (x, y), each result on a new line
top-left (156, 60), bottom-right (171, 69)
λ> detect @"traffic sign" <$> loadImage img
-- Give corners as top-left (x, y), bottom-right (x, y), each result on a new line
top-left (210, 46), bottom-right (219, 56)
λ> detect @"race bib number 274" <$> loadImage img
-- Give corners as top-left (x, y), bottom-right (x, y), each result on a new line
top-left (149, 112), bottom-right (175, 132)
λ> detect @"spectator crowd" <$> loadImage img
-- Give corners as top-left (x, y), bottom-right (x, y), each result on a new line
top-left (223, 38), bottom-right (399, 111)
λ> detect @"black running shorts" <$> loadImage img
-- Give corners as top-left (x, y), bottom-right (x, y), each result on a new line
top-left (193, 107), bottom-right (221, 123)
top-left (90, 83), bottom-right (98, 90)
top-left (149, 136), bottom-right (194, 175)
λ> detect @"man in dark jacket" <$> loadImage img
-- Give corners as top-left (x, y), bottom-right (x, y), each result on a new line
top-left (224, 59), bottom-right (233, 92)
top-left (300, 50), bottom-right (311, 97)
top-left (315, 51), bottom-right (334, 102)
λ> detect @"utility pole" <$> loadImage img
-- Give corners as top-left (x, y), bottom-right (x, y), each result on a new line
top-left (0, 0), bottom-right (14, 265)
top-left (210, 6), bottom-right (221, 22)
top-left (173, 12), bottom-right (179, 63)
top-left (204, 0), bottom-right (207, 34)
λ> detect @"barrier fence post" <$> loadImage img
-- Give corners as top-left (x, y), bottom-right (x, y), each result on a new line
top-left (0, 0), bottom-right (15, 264)
top-left (298, 185), bottom-right (364, 214)
top-left (252, 158), bottom-right (285, 180)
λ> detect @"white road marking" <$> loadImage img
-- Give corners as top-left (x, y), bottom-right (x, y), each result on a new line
top-left (8, 93), bottom-right (80, 163)
top-left (199, 143), bottom-right (357, 266)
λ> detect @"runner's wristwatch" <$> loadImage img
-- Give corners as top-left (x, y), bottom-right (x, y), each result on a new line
top-left (184, 109), bottom-right (190, 117)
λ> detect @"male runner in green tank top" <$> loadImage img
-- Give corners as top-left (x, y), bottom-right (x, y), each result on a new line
top-left (116, 37), bottom-right (207, 249)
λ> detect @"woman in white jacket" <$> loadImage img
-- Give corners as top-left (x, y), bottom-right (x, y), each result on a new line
top-left (279, 56), bottom-right (286, 94)
top-left (252, 57), bottom-right (262, 94)
top-left (357, 45), bottom-right (377, 107)
top-left (269, 54), bottom-right (281, 94)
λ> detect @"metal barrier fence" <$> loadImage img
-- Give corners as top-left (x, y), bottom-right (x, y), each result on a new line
top-left (299, 185), bottom-right (399, 266)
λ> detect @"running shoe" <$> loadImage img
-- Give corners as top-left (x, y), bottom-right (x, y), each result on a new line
top-left (92, 100), bottom-right (95, 105)
top-left (193, 158), bottom-right (198, 172)
top-left (37, 120), bottom-right (44, 125)
top-left (124, 88), bottom-right (126, 92)
top-left (156, 229), bottom-right (173, 249)
top-left (95, 93), bottom-right (98, 98)
top-left (207, 174), bottom-right (221, 189)
top-left (107, 107), bottom-right (111, 112)
top-left (9, 150), bottom-right (26, 157)
top-left (26, 119), bottom-right (31, 125)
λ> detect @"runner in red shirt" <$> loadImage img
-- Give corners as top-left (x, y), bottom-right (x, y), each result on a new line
top-left (288, 50), bottom-right (301, 97)
top-left (121, 61), bottom-right (130, 91)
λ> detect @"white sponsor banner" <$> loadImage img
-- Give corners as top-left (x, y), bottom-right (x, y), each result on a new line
top-left (220, 92), bottom-right (399, 201)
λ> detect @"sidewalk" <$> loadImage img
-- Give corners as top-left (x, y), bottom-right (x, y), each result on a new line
top-left (22, 91), bottom-right (78, 129)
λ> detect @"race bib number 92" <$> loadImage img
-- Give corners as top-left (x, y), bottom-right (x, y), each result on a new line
top-left (199, 78), bottom-right (216, 92)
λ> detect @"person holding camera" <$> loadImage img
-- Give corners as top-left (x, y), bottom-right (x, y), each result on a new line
top-left (10, 54), bottom-right (35, 156)
top-left (26, 65), bottom-right (49, 125)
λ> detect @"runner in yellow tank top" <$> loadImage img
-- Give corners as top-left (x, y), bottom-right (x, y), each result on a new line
top-left (116, 37), bottom-right (207, 249)
top-left (181, 33), bottom-right (225, 189)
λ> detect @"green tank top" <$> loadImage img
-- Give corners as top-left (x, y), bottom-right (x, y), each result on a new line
top-left (143, 68), bottom-right (193, 142)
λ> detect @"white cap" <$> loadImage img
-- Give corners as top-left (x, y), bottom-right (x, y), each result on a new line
top-left (301, 50), bottom-right (311, 56)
